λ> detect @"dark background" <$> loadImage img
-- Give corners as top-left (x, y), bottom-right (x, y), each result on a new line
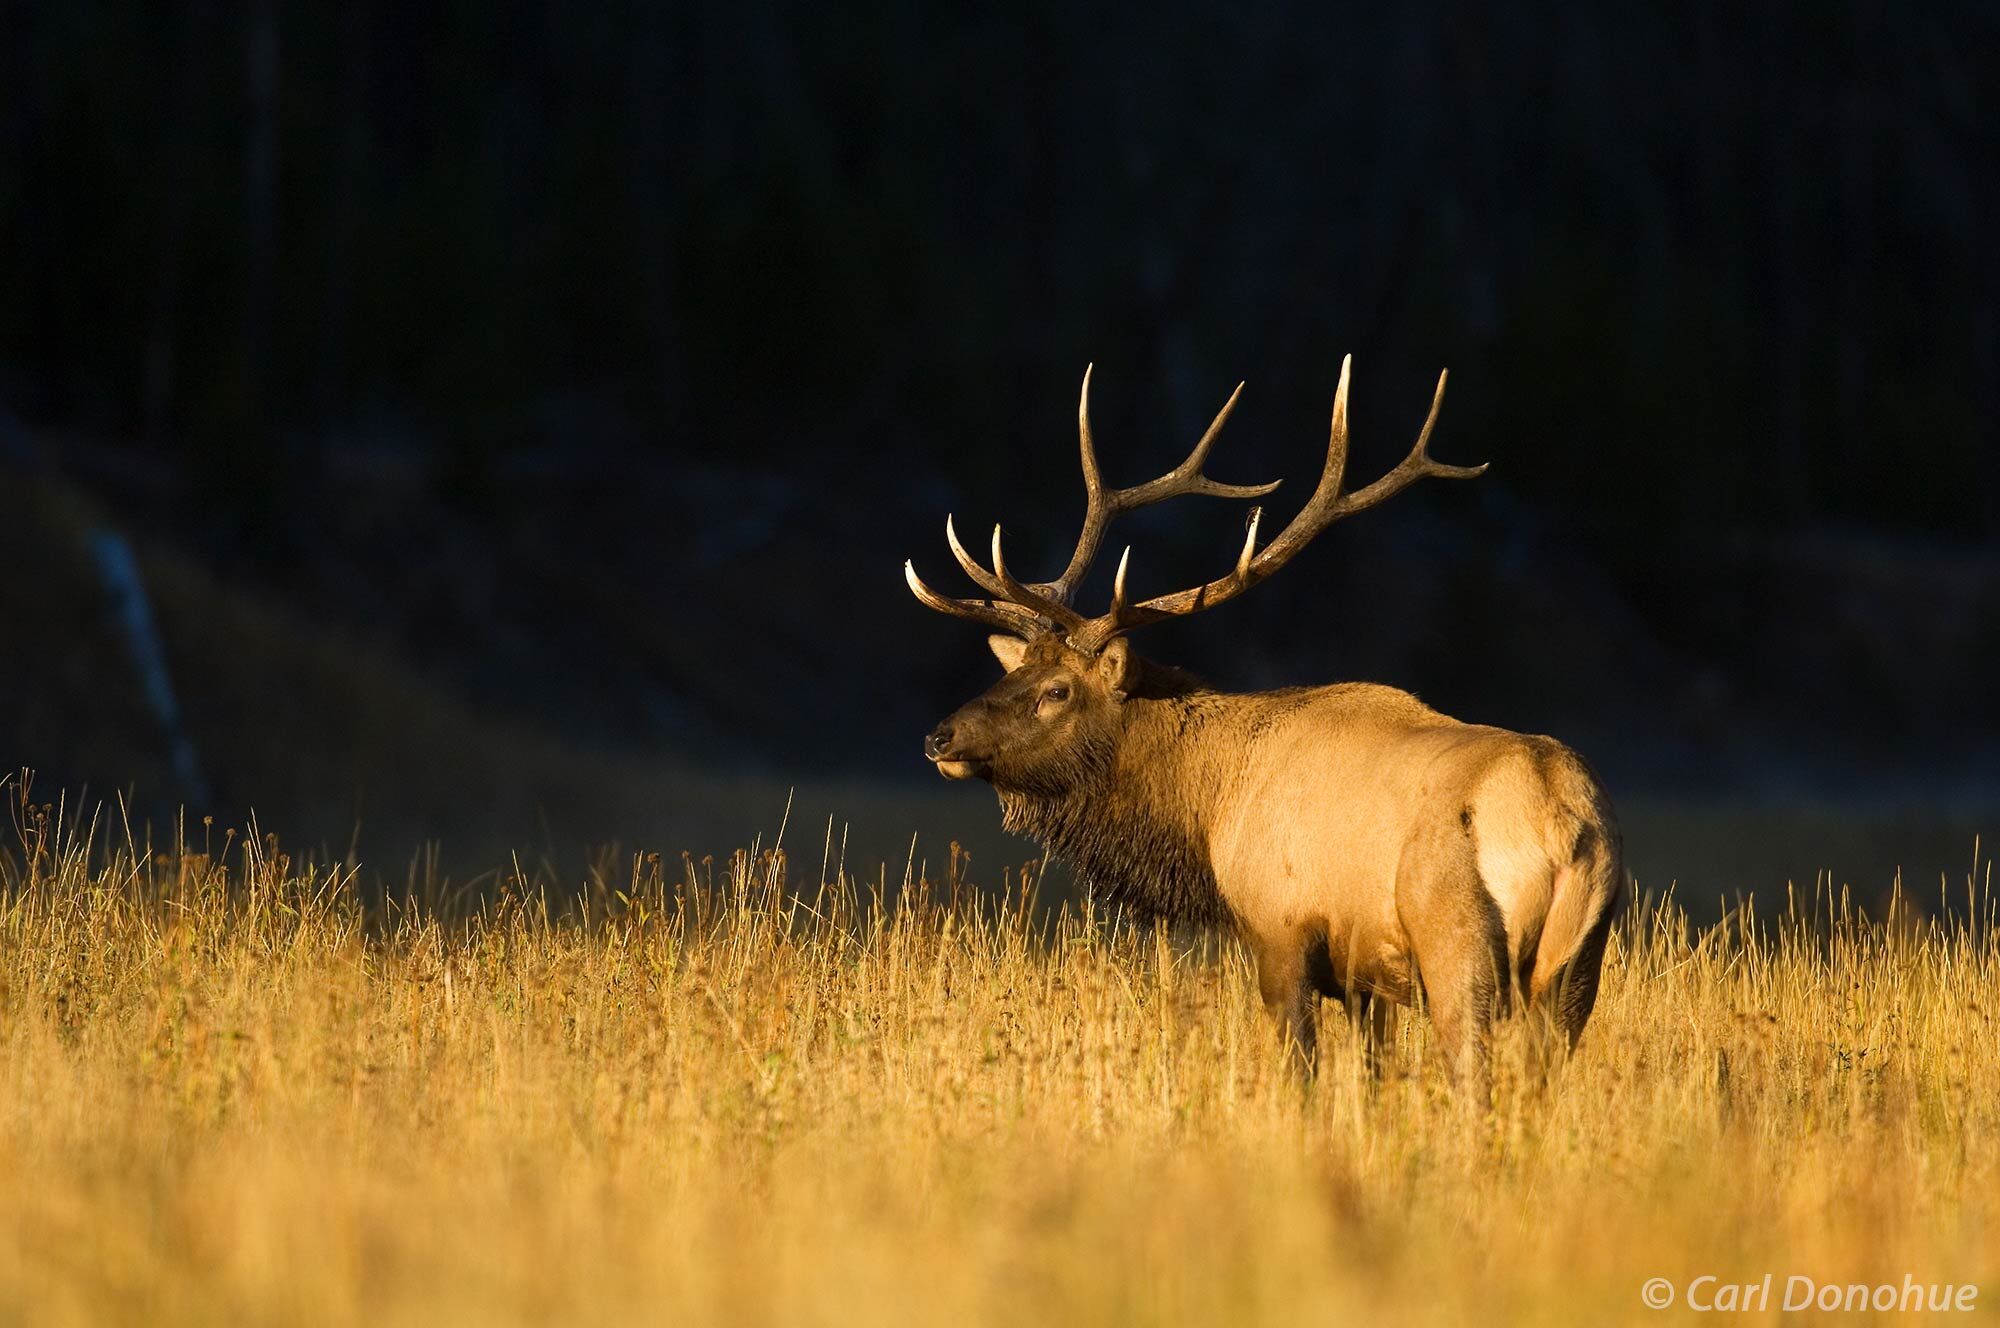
top-left (2, 1), bottom-right (1995, 894)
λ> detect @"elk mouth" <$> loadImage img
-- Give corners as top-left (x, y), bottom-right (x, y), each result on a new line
top-left (931, 756), bottom-right (990, 781)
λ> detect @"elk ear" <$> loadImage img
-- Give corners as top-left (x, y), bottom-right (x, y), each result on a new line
top-left (1094, 638), bottom-right (1134, 699)
top-left (987, 635), bottom-right (1031, 673)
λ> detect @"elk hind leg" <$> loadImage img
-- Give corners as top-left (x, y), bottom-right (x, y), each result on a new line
top-left (1400, 818), bottom-right (1512, 1103)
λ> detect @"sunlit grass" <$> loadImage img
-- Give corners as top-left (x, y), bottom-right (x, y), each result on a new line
top-left (1, 783), bottom-right (1994, 1325)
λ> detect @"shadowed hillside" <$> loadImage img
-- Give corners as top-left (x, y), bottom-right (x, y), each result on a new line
top-left (1, 0), bottom-right (1994, 903)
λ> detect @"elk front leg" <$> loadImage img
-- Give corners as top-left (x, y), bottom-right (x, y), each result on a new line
top-left (1252, 940), bottom-right (1318, 1077)
top-left (1354, 991), bottom-right (1397, 1079)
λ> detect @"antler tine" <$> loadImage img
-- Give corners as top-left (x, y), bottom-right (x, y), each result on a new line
top-left (904, 561), bottom-right (1044, 638)
top-left (1040, 371), bottom-right (1281, 605)
top-left (1108, 546), bottom-right (1131, 614)
top-left (1323, 353), bottom-right (1353, 500)
top-left (945, 514), bottom-right (1009, 598)
top-left (905, 517), bottom-right (1089, 637)
top-left (1234, 506), bottom-right (1262, 580)
top-left (1239, 354), bottom-right (1354, 571)
top-left (1042, 365), bottom-right (1112, 604)
top-left (991, 525), bottom-right (1087, 633)
top-left (1077, 363), bottom-right (1103, 497)
top-left (1185, 382), bottom-right (1241, 476)
top-left (1118, 382), bottom-right (1275, 505)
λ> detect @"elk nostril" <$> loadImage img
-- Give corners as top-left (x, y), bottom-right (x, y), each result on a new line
top-left (925, 725), bottom-right (954, 759)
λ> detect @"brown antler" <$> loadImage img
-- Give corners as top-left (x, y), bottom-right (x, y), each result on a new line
top-left (1038, 365), bottom-right (1282, 605)
top-left (900, 515), bottom-right (1089, 640)
top-left (906, 356), bottom-right (1483, 650)
top-left (1065, 355), bottom-right (1483, 651)
top-left (906, 364), bottom-right (1280, 639)
top-left (903, 558), bottom-right (1049, 638)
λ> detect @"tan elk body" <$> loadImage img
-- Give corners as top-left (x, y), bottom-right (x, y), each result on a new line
top-left (908, 357), bottom-right (1623, 1087)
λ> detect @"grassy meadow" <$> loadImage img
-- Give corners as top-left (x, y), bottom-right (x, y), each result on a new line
top-left (1, 785), bottom-right (1996, 1326)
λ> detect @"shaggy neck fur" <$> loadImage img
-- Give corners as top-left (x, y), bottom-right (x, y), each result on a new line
top-left (996, 671), bottom-right (1243, 925)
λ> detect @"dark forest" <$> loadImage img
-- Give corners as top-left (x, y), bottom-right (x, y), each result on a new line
top-left (2, 1), bottom-right (1994, 887)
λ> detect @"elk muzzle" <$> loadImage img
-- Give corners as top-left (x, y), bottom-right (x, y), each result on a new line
top-left (924, 719), bottom-right (990, 781)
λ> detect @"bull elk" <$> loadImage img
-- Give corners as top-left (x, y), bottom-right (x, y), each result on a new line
top-left (906, 357), bottom-right (1623, 1090)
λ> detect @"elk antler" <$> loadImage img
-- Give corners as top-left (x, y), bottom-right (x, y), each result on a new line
top-left (1064, 356), bottom-right (1483, 650)
top-left (906, 363), bottom-right (1281, 639)
top-left (906, 356), bottom-right (1485, 650)
top-left (1040, 365), bottom-right (1283, 606)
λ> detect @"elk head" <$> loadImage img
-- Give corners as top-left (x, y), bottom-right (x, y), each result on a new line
top-left (908, 356), bottom-right (1484, 786)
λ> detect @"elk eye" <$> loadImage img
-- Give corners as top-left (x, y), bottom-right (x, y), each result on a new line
top-left (1043, 685), bottom-right (1070, 704)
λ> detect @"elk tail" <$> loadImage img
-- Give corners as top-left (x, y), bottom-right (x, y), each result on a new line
top-left (1525, 754), bottom-right (1625, 1036)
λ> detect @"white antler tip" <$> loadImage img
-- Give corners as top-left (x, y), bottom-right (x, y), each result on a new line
top-left (1331, 354), bottom-right (1353, 433)
top-left (1235, 507), bottom-right (1262, 577)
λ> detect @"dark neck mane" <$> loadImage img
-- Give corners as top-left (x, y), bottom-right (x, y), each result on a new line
top-left (996, 677), bottom-right (1235, 925)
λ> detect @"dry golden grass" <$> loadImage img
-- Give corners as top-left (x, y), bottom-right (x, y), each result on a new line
top-left (1, 788), bottom-right (1995, 1326)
